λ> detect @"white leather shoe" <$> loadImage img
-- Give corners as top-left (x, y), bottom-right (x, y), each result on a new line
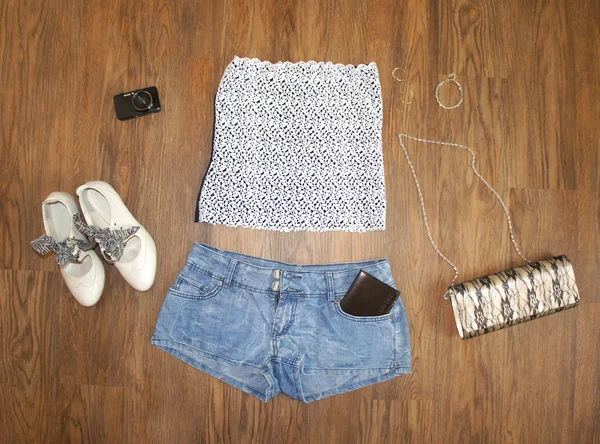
top-left (76, 181), bottom-right (156, 291)
top-left (31, 192), bottom-right (105, 306)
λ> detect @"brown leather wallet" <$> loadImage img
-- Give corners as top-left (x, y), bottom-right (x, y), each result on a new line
top-left (340, 270), bottom-right (400, 317)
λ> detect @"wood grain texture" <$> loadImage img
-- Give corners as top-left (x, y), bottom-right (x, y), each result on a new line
top-left (1, 0), bottom-right (598, 442)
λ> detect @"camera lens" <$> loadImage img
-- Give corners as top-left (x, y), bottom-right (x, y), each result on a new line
top-left (132, 90), bottom-right (153, 111)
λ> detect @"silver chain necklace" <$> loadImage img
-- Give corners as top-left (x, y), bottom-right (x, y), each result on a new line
top-left (397, 133), bottom-right (530, 297)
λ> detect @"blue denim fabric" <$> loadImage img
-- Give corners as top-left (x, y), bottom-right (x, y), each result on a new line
top-left (152, 243), bottom-right (412, 402)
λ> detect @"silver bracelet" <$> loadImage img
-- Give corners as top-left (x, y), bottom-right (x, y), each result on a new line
top-left (435, 73), bottom-right (463, 110)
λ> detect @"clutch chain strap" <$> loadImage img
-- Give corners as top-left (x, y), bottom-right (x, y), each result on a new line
top-left (397, 133), bottom-right (530, 298)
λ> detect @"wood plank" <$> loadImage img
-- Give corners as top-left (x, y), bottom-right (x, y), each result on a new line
top-left (0, 0), bottom-right (598, 441)
top-left (0, 271), bottom-right (61, 442)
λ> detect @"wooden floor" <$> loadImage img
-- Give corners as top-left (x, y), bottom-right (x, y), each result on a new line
top-left (1, 0), bottom-right (599, 442)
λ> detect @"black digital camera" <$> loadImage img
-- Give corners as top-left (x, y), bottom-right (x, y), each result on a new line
top-left (113, 86), bottom-right (161, 120)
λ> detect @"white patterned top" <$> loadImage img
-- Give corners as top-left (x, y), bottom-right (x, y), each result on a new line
top-left (196, 57), bottom-right (386, 232)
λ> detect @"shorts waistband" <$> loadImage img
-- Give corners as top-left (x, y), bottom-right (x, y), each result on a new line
top-left (185, 242), bottom-right (393, 298)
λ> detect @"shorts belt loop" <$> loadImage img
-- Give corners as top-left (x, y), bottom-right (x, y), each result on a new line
top-left (326, 272), bottom-right (335, 301)
top-left (224, 259), bottom-right (238, 287)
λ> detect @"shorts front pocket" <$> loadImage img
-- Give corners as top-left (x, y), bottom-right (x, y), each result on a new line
top-left (294, 299), bottom-right (399, 373)
top-left (332, 298), bottom-right (395, 322)
top-left (169, 268), bottom-right (225, 300)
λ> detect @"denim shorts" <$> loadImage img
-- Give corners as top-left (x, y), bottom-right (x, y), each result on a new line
top-left (151, 243), bottom-right (411, 403)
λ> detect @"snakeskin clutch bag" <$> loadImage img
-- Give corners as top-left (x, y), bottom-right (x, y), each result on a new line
top-left (399, 134), bottom-right (581, 339)
top-left (446, 255), bottom-right (579, 339)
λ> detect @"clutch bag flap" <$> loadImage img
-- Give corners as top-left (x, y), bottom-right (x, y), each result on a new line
top-left (447, 255), bottom-right (580, 339)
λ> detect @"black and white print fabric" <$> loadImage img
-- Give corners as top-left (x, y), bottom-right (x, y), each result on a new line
top-left (447, 255), bottom-right (580, 339)
top-left (197, 57), bottom-right (386, 232)
top-left (73, 213), bottom-right (139, 262)
top-left (31, 216), bottom-right (97, 267)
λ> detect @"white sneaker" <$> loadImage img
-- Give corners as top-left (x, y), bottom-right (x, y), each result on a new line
top-left (76, 181), bottom-right (156, 291)
top-left (31, 192), bottom-right (105, 306)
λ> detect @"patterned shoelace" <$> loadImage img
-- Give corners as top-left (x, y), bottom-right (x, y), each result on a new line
top-left (73, 213), bottom-right (139, 263)
top-left (31, 216), bottom-right (97, 267)
top-left (31, 213), bottom-right (140, 266)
